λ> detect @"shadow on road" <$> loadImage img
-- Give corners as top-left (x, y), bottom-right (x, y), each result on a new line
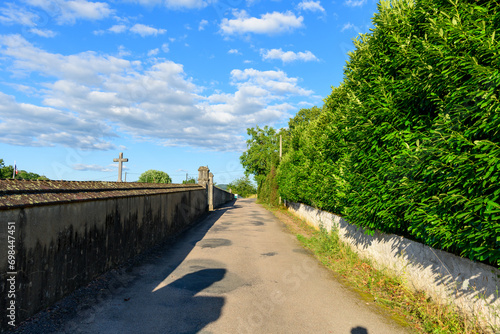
top-left (154, 200), bottom-right (238, 281)
top-left (151, 269), bottom-right (227, 334)
top-left (351, 326), bottom-right (369, 334)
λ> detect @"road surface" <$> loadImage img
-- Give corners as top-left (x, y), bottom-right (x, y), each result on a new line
top-left (18, 198), bottom-right (410, 334)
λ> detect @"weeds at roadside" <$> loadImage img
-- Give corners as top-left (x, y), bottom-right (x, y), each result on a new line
top-left (263, 204), bottom-right (491, 334)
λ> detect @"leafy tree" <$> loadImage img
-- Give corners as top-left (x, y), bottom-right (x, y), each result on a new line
top-left (240, 126), bottom-right (279, 179)
top-left (276, 0), bottom-right (500, 266)
top-left (240, 126), bottom-right (280, 197)
top-left (182, 177), bottom-right (196, 184)
top-left (138, 170), bottom-right (172, 184)
top-left (227, 176), bottom-right (257, 198)
top-left (0, 159), bottom-right (48, 180)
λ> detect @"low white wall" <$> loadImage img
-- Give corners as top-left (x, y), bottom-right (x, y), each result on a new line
top-left (286, 201), bottom-right (500, 330)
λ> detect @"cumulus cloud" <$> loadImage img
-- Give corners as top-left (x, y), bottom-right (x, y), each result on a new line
top-left (108, 24), bottom-right (128, 33)
top-left (344, 0), bottom-right (367, 7)
top-left (0, 92), bottom-right (115, 149)
top-left (297, 1), bottom-right (325, 13)
top-left (72, 164), bottom-right (115, 172)
top-left (261, 48), bottom-right (318, 64)
top-left (124, 0), bottom-right (210, 9)
top-left (23, 0), bottom-right (113, 24)
top-left (220, 10), bottom-right (304, 36)
top-left (199, 19), bottom-right (208, 30)
top-left (29, 28), bottom-right (57, 38)
top-left (341, 22), bottom-right (362, 33)
top-left (130, 23), bottom-right (166, 37)
top-left (0, 34), bottom-right (314, 152)
top-left (148, 48), bottom-right (160, 56)
top-left (0, 3), bottom-right (39, 26)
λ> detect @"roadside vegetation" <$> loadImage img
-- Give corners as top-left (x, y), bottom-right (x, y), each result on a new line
top-left (241, 0), bottom-right (500, 267)
top-left (227, 175), bottom-right (257, 198)
top-left (264, 203), bottom-right (492, 334)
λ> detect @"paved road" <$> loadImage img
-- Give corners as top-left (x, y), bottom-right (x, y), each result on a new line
top-left (52, 198), bottom-right (409, 334)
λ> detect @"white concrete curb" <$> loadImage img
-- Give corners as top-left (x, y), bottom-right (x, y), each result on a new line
top-left (286, 201), bottom-right (500, 331)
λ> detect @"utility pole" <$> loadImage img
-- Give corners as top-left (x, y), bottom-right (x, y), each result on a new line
top-left (279, 134), bottom-right (282, 205)
top-left (280, 134), bottom-right (282, 161)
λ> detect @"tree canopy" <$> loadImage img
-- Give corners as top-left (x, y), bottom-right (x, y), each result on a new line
top-left (227, 176), bottom-right (257, 198)
top-left (182, 177), bottom-right (196, 184)
top-left (0, 159), bottom-right (48, 180)
top-left (138, 170), bottom-right (172, 184)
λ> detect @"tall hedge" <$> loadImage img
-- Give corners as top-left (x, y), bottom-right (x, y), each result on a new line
top-left (277, 0), bottom-right (500, 266)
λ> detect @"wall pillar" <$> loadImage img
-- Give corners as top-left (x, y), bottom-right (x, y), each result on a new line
top-left (197, 166), bottom-right (209, 187)
top-left (208, 172), bottom-right (214, 211)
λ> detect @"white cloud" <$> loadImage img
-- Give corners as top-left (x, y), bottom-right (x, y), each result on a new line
top-left (0, 92), bottom-right (115, 149)
top-left (341, 22), bottom-right (361, 32)
top-left (148, 48), bottom-right (160, 56)
top-left (0, 3), bottom-right (39, 26)
top-left (72, 164), bottom-right (114, 172)
top-left (0, 34), bottom-right (314, 152)
top-left (344, 0), bottom-right (367, 7)
top-left (165, 0), bottom-right (209, 9)
top-left (230, 68), bottom-right (313, 96)
top-left (130, 23), bottom-right (166, 37)
top-left (23, 0), bottom-right (113, 24)
top-left (261, 48), bottom-right (318, 63)
top-left (220, 10), bottom-right (304, 36)
top-left (109, 24), bottom-right (128, 33)
top-left (29, 28), bottom-right (57, 38)
top-left (161, 43), bottom-right (170, 53)
top-left (0, 34), bottom-right (132, 84)
top-left (228, 49), bottom-right (241, 55)
top-left (297, 1), bottom-right (325, 13)
top-left (130, 23), bottom-right (167, 37)
top-left (125, 0), bottom-right (210, 9)
top-left (198, 19), bottom-right (208, 31)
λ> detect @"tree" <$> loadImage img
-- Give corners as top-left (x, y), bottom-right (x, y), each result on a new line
top-left (0, 159), bottom-right (49, 180)
top-left (182, 177), bottom-right (196, 184)
top-left (240, 126), bottom-right (279, 183)
top-left (138, 170), bottom-right (172, 184)
top-left (227, 176), bottom-right (257, 198)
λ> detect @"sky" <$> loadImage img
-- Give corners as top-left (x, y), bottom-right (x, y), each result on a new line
top-left (0, 0), bottom-right (378, 184)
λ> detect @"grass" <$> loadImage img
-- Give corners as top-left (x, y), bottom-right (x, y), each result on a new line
top-left (262, 203), bottom-right (492, 334)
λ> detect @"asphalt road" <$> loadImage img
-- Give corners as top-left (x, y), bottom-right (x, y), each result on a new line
top-left (24, 198), bottom-right (410, 334)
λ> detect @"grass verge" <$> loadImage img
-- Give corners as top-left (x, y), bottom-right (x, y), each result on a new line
top-left (262, 203), bottom-right (491, 334)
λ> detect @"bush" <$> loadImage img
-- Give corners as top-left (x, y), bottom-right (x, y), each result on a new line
top-left (277, 0), bottom-right (500, 266)
top-left (138, 170), bottom-right (172, 184)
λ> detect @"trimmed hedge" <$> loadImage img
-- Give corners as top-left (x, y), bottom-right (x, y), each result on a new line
top-left (278, 0), bottom-right (500, 266)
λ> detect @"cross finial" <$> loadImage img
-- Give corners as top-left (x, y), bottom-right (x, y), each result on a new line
top-left (113, 152), bottom-right (128, 182)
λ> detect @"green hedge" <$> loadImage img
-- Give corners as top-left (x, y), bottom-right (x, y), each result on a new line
top-left (277, 0), bottom-right (500, 266)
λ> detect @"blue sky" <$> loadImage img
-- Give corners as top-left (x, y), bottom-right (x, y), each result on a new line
top-left (0, 0), bottom-right (377, 184)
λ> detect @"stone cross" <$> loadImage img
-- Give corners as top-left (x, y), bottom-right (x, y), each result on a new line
top-left (113, 152), bottom-right (128, 182)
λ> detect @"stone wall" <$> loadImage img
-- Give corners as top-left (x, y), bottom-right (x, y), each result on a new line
top-left (213, 186), bottom-right (234, 209)
top-left (197, 166), bottom-right (234, 211)
top-left (0, 181), bottom-right (208, 331)
top-left (286, 201), bottom-right (500, 331)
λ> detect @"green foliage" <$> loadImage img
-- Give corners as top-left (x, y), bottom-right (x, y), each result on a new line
top-left (276, 0), bottom-right (500, 266)
top-left (240, 125), bottom-right (282, 201)
top-left (240, 125), bottom-right (280, 179)
top-left (227, 175), bottom-right (257, 198)
top-left (182, 177), bottom-right (196, 184)
top-left (259, 166), bottom-right (279, 206)
top-left (0, 159), bottom-right (48, 180)
top-left (138, 169), bottom-right (172, 184)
